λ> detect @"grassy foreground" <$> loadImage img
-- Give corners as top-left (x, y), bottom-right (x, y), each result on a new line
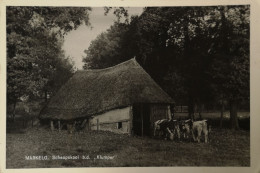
top-left (6, 125), bottom-right (249, 168)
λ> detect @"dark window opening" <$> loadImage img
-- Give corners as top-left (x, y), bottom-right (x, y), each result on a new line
top-left (117, 122), bottom-right (122, 129)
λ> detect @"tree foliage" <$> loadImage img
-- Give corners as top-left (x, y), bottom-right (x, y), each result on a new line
top-left (7, 7), bottom-right (91, 113)
top-left (83, 23), bottom-right (131, 69)
top-left (104, 7), bottom-right (129, 23)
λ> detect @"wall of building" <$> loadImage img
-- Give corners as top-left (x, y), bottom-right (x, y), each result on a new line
top-left (89, 104), bottom-right (171, 136)
top-left (90, 106), bottom-right (132, 134)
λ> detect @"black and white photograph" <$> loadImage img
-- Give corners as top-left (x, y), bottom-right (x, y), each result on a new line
top-left (1, 1), bottom-right (258, 171)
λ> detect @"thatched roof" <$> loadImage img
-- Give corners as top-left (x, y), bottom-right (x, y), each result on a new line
top-left (39, 58), bottom-right (174, 120)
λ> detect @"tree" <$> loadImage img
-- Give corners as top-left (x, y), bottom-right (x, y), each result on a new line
top-left (7, 7), bottom-right (91, 119)
top-left (104, 7), bottom-right (129, 23)
top-left (83, 23), bottom-right (130, 69)
top-left (82, 16), bottom-right (143, 70)
top-left (83, 8), bottom-right (142, 69)
top-left (207, 6), bottom-right (250, 129)
top-left (126, 7), bottom-right (216, 119)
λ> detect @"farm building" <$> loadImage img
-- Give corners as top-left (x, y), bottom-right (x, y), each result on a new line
top-left (39, 58), bottom-right (174, 136)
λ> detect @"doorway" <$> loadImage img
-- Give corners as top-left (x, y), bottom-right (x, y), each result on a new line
top-left (132, 103), bottom-right (151, 136)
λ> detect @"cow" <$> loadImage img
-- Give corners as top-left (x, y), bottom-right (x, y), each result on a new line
top-left (178, 119), bottom-right (211, 143)
top-left (154, 119), bottom-right (180, 141)
top-left (191, 120), bottom-right (210, 143)
top-left (179, 119), bottom-right (192, 140)
top-left (154, 119), bottom-right (167, 137)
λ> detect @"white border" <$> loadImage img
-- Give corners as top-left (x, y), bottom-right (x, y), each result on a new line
top-left (1, 0), bottom-right (259, 173)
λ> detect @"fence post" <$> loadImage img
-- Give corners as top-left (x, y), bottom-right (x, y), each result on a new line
top-left (141, 104), bottom-right (144, 137)
top-left (97, 119), bottom-right (99, 131)
top-left (58, 120), bottom-right (61, 132)
top-left (50, 120), bottom-right (54, 131)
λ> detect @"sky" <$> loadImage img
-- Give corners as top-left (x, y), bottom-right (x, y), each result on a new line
top-left (62, 7), bottom-right (144, 70)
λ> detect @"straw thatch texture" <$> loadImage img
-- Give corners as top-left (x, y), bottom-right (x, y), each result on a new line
top-left (39, 58), bottom-right (174, 120)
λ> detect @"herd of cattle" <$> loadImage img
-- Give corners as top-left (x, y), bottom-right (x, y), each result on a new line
top-left (153, 118), bottom-right (211, 143)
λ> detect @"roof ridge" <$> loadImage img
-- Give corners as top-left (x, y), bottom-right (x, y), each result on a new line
top-left (77, 58), bottom-right (137, 72)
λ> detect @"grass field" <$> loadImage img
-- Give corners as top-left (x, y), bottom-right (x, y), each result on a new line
top-left (6, 112), bottom-right (250, 168)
